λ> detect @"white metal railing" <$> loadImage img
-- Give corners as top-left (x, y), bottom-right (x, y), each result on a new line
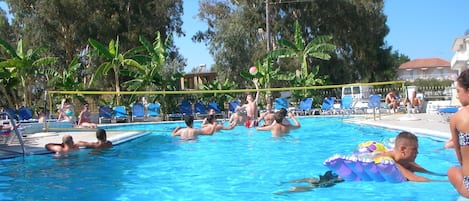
top-left (0, 112), bottom-right (26, 156)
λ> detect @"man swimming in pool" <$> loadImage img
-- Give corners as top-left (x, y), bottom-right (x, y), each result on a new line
top-left (172, 115), bottom-right (217, 140)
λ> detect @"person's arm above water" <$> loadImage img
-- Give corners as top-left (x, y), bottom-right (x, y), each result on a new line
top-left (172, 126), bottom-right (183, 137)
top-left (395, 163), bottom-right (430, 182)
top-left (253, 78), bottom-right (259, 103)
top-left (198, 122), bottom-right (217, 135)
top-left (287, 113), bottom-right (300, 129)
top-left (407, 162), bottom-right (447, 176)
top-left (256, 123), bottom-right (273, 131)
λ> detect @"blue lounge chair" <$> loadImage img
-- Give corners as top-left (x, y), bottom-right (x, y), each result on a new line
top-left (18, 106), bottom-right (35, 122)
top-left (321, 97), bottom-right (336, 115)
top-left (438, 106), bottom-right (459, 122)
top-left (1, 108), bottom-right (16, 120)
top-left (167, 100), bottom-right (193, 120)
top-left (228, 100), bottom-right (241, 117)
top-left (208, 102), bottom-right (225, 118)
top-left (368, 94), bottom-right (384, 120)
top-left (113, 106), bottom-right (129, 123)
top-left (131, 103), bottom-right (145, 122)
top-left (340, 95), bottom-right (354, 115)
top-left (147, 103), bottom-right (161, 118)
top-left (293, 98), bottom-right (314, 116)
top-left (274, 98), bottom-right (289, 111)
top-left (194, 102), bottom-right (208, 119)
top-left (98, 105), bottom-right (113, 124)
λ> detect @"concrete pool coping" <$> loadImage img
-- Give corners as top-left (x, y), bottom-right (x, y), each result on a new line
top-left (0, 113), bottom-right (451, 159)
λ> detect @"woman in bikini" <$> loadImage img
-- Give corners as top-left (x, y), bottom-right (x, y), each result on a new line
top-left (77, 103), bottom-right (97, 128)
top-left (448, 69), bottom-right (469, 198)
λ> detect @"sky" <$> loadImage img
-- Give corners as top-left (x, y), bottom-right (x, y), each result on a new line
top-left (1, 1), bottom-right (469, 72)
top-left (176, 0), bottom-right (469, 72)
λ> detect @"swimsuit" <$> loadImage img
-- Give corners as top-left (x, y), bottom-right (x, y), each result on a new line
top-left (458, 131), bottom-right (469, 146)
top-left (464, 176), bottom-right (469, 191)
top-left (245, 118), bottom-right (258, 128)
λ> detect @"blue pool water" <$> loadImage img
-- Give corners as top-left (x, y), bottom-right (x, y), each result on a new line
top-left (0, 117), bottom-right (460, 200)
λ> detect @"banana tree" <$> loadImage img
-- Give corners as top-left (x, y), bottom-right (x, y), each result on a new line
top-left (0, 66), bottom-right (19, 107)
top-left (0, 39), bottom-right (58, 107)
top-left (44, 56), bottom-right (86, 103)
top-left (88, 36), bottom-right (142, 105)
top-left (240, 56), bottom-right (295, 104)
top-left (198, 79), bottom-right (238, 111)
top-left (271, 20), bottom-right (336, 79)
top-left (122, 33), bottom-right (169, 92)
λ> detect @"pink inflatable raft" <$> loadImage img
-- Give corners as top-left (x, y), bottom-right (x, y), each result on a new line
top-left (323, 141), bottom-right (406, 183)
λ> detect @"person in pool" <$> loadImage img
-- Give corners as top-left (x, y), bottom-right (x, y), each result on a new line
top-left (172, 115), bottom-right (217, 140)
top-left (45, 135), bottom-right (80, 154)
top-left (76, 128), bottom-right (113, 149)
top-left (257, 103), bottom-right (275, 127)
top-left (203, 115), bottom-right (234, 132)
top-left (274, 171), bottom-right (344, 194)
top-left (448, 69), bottom-right (469, 198)
top-left (376, 131), bottom-right (445, 182)
top-left (256, 109), bottom-right (300, 137)
top-left (238, 78), bottom-right (259, 128)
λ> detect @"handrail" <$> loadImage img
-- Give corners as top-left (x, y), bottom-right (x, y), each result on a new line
top-left (0, 112), bottom-right (26, 156)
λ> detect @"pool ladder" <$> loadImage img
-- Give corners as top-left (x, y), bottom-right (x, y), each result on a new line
top-left (0, 112), bottom-right (26, 157)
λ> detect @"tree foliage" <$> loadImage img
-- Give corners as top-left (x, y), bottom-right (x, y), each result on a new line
top-left (5, 0), bottom-right (184, 67)
top-left (195, 0), bottom-right (409, 87)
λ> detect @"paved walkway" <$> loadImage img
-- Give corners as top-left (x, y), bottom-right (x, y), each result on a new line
top-left (347, 112), bottom-right (450, 139)
top-left (0, 112), bottom-right (451, 159)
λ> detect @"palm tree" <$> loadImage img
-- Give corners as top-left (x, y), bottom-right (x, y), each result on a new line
top-left (0, 39), bottom-right (58, 107)
top-left (88, 36), bottom-right (141, 105)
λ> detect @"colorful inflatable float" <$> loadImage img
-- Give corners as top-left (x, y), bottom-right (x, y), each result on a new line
top-left (323, 140), bottom-right (406, 183)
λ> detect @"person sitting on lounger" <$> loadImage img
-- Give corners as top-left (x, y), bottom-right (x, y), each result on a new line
top-left (77, 103), bottom-right (97, 128)
top-left (385, 89), bottom-right (400, 113)
top-left (58, 98), bottom-right (75, 122)
top-left (45, 135), bottom-right (80, 153)
top-left (76, 128), bottom-right (113, 149)
top-left (403, 91), bottom-right (422, 113)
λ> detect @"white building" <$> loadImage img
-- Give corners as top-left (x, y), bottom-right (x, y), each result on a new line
top-left (451, 35), bottom-right (469, 74)
top-left (398, 58), bottom-right (457, 81)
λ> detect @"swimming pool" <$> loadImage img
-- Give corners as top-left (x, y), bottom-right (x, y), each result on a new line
top-left (0, 117), bottom-right (459, 200)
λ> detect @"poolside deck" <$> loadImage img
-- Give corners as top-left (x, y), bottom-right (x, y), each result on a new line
top-left (348, 112), bottom-right (450, 139)
top-left (0, 112), bottom-right (451, 159)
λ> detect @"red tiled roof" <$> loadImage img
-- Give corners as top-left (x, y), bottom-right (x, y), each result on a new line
top-left (399, 58), bottom-right (450, 69)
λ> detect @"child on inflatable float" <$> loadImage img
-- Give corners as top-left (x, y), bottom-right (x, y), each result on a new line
top-left (324, 131), bottom-right (446, 182)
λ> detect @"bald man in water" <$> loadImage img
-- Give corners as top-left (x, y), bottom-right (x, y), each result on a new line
top-left (45, 135), bottom-right (80, 153)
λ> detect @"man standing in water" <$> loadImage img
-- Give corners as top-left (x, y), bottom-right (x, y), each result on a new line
top-left (239, 78), bottom-right (259, 128)
top-left (256, 109), bottom-right (301, 137)
top-left (172, 115), bottom-right (217, 140)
